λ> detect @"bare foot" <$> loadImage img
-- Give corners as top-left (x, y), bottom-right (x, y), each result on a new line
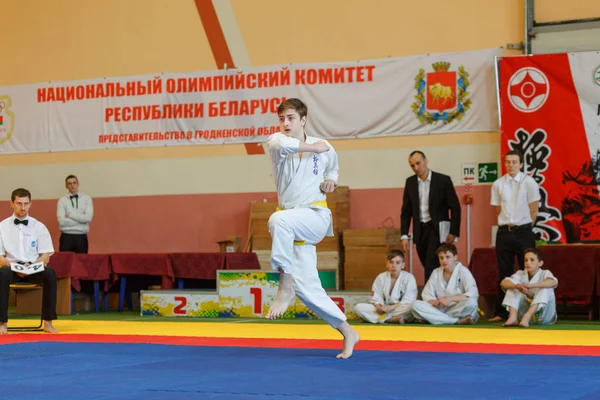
top-left (519, 320), bottom-right (530, 328)
top-left (0, 323), bottom-right (7, 335)
top-left (336, 322), bottom-right (360, 359)
top-left (266, 272), bottom-right (295, 320)
top-left (488, 316), bottom-right (504, 323)
top-left (457, 315), bottom-right (474, 325)
top-left (387, 316), bottom-right (405, 324)
top-left (43, 321), bottom-right (58, 333)
top-left (503, 317), bottom-right (519, 327)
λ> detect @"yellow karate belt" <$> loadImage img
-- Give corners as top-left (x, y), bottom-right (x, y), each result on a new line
top-left (275, 200), bottom-right (328, 246)
top-left (377, 313), bottom-right (390, 323)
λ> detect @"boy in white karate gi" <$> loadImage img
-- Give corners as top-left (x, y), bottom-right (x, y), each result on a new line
top-left (501, 248), bottom-right (558, 328)
top-left (355, 250), bottom-right (417, 324)
top-left (411, 243), bottom-right (479, 325)
top-left (265, 98), bottom-right (360, 359)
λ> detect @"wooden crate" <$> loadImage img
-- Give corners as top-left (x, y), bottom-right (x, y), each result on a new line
top-left (343, 228), bottom-right (401, 247)
top-left (342, 228), bottom-right (403, 290)
top-left (253, 250), bottom-right (341, 271)
top-left (344, 245), bottom-right (403, 290)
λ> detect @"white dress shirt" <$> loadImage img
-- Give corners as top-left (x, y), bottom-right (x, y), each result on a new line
top-left (491, 172), bottom-right (540, 226)
top-left (0, 215), bottom-right (54, 263)
top-left (418, 170), bottom-right (432, 223)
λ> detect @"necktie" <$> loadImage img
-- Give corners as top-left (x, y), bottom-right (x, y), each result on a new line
top-left (14, 219), bottom-right (28, 226)
top-left (70, 194), bottom-right (79, 208)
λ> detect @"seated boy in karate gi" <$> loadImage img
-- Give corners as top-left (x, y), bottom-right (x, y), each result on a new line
top-left (501, 248), bottom-right (558, 328)
top-left (411, 243), bottom-right (479, 325)
top-left (355, 250), bottom-right (417, 324)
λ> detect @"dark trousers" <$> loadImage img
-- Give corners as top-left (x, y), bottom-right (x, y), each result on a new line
top-left (0, 266), bottom-right (58, 323)
top-left (494, 225), bottom-right (536, 318)
top-left (59, 233), bottom-right (89, 254)
top-left (416, 221), bottom-right (441, 284)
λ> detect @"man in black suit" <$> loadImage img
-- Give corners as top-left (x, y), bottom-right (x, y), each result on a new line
top-left (401, 151), bottom-right (461, 283)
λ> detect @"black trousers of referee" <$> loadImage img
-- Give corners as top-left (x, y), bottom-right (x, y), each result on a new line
top-left (0, 266), bottom-right (58, 323)
top-left (59, 233), bottom-right (89, 254)
top-left (493, 224), bottom-right (536, 319)
top-left (416, 221), bottom-right (441, 284)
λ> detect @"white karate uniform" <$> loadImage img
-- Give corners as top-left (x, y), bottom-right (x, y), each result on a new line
top-left (355, 271), bottom-right (417, 323)
top-left (411, 262), bottom-right (480, 325)
top-left (502, 268), bottom-right (558, 325)
top-left (266, 132), bottom-right (346, 328)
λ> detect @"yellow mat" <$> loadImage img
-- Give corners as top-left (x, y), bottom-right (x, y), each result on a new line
top-left (8, 320), bottom-right (600, 347)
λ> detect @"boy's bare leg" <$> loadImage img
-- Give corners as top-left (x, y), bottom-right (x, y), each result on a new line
top-left (266, 271), bottom-right (296, 320)
top-left (44, 320), bottom-right (58, 333)
top-left (503, 307), bottom-right (520, 327)
top-left (336, 321), bottom-right (360, 359)
top-left (519, 304), bottom-right (538, 328)
top-left (0, 322), bottom-right (7, 335)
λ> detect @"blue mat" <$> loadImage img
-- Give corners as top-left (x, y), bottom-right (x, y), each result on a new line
top-left (1, 342), bottom-right (600, 399)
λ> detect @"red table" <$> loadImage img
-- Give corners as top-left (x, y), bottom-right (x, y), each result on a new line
top-left (49, 252), bottom-right (87, 291)
top-left (110, 253), bottom-right (175, 289)
top-left (468, 246), bottom-right (599, 297)
top-left (168, 252), bottom-right (261, 288)
top-left (169, 253), bottom-right (226, 280)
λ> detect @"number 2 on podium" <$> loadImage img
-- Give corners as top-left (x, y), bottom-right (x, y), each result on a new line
top-left (249, 288), bottom-right (262, 315)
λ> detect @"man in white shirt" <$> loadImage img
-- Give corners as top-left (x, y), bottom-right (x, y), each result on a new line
top-left (489, 150), bottom-right (540, 322)
top-left (57, 175), bottom-right (93, 253)
top-left (0, 188), bottom-right (58, 334)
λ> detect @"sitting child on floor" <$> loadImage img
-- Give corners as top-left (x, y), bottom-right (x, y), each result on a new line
top-left (411, 243), bottom-right (479, 325)
top-left (501, 248), bottom-right (558, 327)
top-left (354, 250), bottom-right (417, 324)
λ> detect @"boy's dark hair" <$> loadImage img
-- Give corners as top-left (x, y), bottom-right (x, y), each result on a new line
top-left (524, 247), bottom-right (543, 261)
top-left (436, 243), bottom-right (458, 256)
top-left (277, 98), bottom-right (307, 119)
top-left (387, 249), bottom-right (404, 261)
top-left (11, 188), bottom-right (31, 202)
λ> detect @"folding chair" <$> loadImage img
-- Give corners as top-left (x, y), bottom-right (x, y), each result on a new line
top-left (7, 282), bottom-right (44, 331)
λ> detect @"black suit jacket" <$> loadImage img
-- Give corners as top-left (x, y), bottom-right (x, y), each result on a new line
top-left (400, 171), bottom-right (461, 244)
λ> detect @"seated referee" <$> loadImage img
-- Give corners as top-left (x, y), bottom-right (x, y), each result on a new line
top-left (0, 188), bottom-right (58, 334)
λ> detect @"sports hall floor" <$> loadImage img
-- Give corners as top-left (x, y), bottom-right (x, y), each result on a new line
top-left (1, 312), bottom-right (600, 400)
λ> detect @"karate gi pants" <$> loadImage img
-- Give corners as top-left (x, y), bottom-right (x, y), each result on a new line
top-left (268, 207), bottom-right (346, 329)
top-left (411, 298), bottom-right (479, 325)
top-left (354, 303), bottom-right (414, 324)
top-left (502, 289), bottom-right (557, 325)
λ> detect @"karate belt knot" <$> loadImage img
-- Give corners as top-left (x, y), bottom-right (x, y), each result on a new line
top-left (275, 200), bottom-right (329, 246)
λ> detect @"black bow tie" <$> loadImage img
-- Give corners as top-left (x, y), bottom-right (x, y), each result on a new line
top-left (70, 194), bottom-right (79, 199)
top-left (14, 219), bottom-right (28, 226)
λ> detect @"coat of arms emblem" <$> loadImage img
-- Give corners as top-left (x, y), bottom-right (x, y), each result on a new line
top-left (411, 61), bottom-right (471, 124)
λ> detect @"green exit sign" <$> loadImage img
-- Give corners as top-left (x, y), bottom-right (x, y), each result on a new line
top-left (478, 163), bottom-right (498, 183)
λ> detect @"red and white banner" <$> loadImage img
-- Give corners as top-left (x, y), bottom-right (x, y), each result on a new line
top-left (0, 48), bottom-right (500, 154)
top-left (500, 51), bottom-right (600, 243)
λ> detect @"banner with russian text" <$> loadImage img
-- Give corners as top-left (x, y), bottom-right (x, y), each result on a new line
top-left (499, 51), bottom-right (600, 244)
top-left (0, 48), bottom-right (501, 154)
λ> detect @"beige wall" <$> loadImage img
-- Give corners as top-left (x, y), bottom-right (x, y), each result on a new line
top-left (534, 0), bottom-right (600, 23)
top-left (2, 0), bottom-right (590, 262)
